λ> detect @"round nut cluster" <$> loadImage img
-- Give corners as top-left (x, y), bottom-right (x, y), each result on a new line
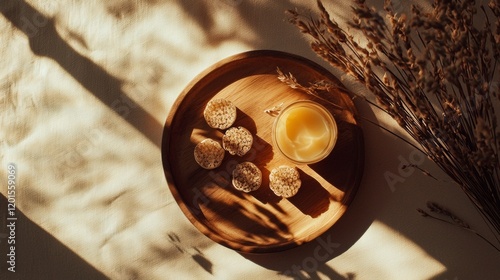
top-left (193, 139), bottom-right (225, 169)
top-left (203, 99), bottom-right (237, 130)
top-left (197, 98), bottom-right (268, 195)
top-left (232, 162), bottom-right (262, 192)
top-left (269, 165), bottom-right (302, 198)
top-left (222, 126), bottom-right (253, 156)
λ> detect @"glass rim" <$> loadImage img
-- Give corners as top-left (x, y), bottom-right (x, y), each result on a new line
top-left (272, 100), bottom-right (338, 165)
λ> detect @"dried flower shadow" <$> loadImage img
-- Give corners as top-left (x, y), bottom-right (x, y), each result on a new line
top-left (287, 0), bottom-right (500, 249)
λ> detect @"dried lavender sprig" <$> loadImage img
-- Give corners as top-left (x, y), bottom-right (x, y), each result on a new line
top-left (418, 202), bottom-right (500, 252)
top-left (276, 69), bottom-right (427, 155)
top-left (276, 67), bottom-right (345, 111)
top-left (287, 0), bottom-right (500, 242)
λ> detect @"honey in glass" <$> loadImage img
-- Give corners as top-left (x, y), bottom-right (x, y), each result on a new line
top-left (273, 100), bottom-right (337, 164)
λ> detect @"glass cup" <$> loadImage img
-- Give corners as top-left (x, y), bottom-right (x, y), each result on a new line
top-left (272, 100), bottom-right (338, 164)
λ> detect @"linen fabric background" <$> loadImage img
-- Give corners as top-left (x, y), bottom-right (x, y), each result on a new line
top-left (1, 0), bottom-right (499, 279)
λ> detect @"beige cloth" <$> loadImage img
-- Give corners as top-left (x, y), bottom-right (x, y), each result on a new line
top-left (1, 0), bottom-right (499, 279)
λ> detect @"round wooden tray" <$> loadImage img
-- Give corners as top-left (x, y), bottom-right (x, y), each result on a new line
top-left (162, 50), bottom-right (364, 253)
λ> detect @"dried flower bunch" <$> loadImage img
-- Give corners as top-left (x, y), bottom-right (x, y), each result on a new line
top-left (287, 0), bottom-right (500, 247)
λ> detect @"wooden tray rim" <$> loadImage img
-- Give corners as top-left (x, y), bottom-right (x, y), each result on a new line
top-left (161, 49), bottom-right (364, 253)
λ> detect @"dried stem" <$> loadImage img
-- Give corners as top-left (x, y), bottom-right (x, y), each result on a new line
top-left (276, 68), bottom-right (427, 155)
top-left (418, 202), bottom-right (500, 252)
top-left (287, 0), bottom-right (500, 247)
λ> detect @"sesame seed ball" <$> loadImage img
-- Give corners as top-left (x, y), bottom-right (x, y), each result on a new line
top-left (194, 139), bottom-right (225, 169)
top-left (203, 99), bottom-right (237, 130)
top-left (232, 162), bottom-right (262, 192)
top-left (222, 126), bottom-right (253, 157)
top-left (269, 165), bottom-right (302, 198)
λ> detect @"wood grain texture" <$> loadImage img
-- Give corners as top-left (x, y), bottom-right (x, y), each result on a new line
top-left (162, 50), bottom-right (364, 253)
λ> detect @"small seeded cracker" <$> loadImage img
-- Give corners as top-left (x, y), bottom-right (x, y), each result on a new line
top-left (269, 165), bottom-right (302, 198)
top-left (232, 162), bottom-right (262, 192)
top-left (194, 139), bottom-right (225, 169)
top-left (222, 126), bottom-right (253, 156)
top-left (203, 99), bottom-right (237, 130)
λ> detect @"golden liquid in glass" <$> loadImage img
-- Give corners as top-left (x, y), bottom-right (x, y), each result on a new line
top-left (273, 101), bottom-right (337, 164)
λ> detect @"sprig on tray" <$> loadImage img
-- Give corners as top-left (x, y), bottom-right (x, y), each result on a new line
top-left (286, 0), bottom-right (500, 250)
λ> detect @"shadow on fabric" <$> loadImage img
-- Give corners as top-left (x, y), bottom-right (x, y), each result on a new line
top-left (0, 195), bottom-right (109, 279)
top-left (0, 0), bottom-right (163, 148)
